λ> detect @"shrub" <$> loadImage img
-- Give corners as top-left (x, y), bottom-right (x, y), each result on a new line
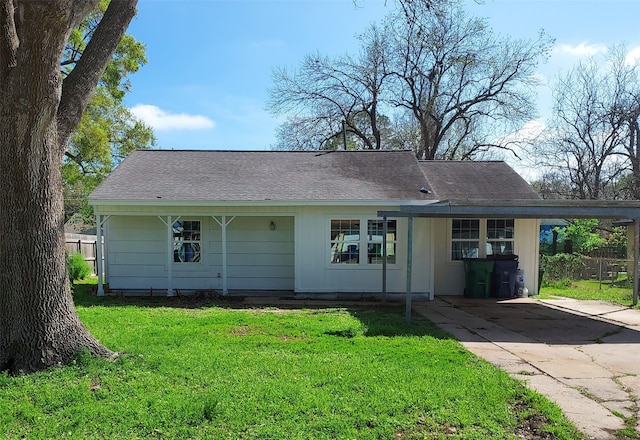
top-left (68, 252), bottom-right (91, 284)
top-left (541, 253), bottom-right (584, 281)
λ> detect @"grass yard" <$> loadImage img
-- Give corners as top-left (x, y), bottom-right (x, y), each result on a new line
top-left (0, 280), bottom-right (580, 439)
top-left (540, 277), bottom-right (637, 307)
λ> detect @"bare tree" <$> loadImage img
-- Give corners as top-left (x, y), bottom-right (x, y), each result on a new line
top-left (268, 23), bottom-right (392, 151)
top-left (0, 0), bottom-right (137, 373)
top-left (386, 1), bottom-right (552, 159)
top-left (536, 47), bottom-right (638, 200)
top-left (609, 46), bottom-right (640, 199)
top-left (269, 1), bottom-right (552, 158)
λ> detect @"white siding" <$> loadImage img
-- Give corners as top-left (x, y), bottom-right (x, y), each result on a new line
top-left (294, 206), bottom-right (432, 294)
top-left (104, 213), bottom-right (295, 292)
top-left (432, 218), bottom-right (540, 296)
top-left (99, 205), bottom-right (434, 295)
top-left (106, 216), bottom-right (167, 290)
top-left (226, 216), bottom-right (294, 290)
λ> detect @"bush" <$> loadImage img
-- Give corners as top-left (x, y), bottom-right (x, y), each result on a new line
top-left (541, 253), bottom-right (584, 281)
top-left (68, 252), bottom-right (91, 284)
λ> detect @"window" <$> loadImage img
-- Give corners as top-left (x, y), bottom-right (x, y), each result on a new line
top-left (486, 219), bottom-right (514, 256)
top-left (330, 218), bottom-right (397, 265)
top-left (173, 220), bottom-right (201, 263)
top-left (330, 219), bottom-right (360, 264)
top-left (451, 219), bottom-right (480, 260)
top-left (367, 219), bottom-right (396, 264)
top-left (451, 219), bottom-right (515, 260)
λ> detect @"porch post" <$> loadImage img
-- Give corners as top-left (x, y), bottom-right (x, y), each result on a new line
top-left (167, 215), bottom-right (175, 296)
top-left (634, 219), bottom-right (639, 306)
top-left (382, 215), bottom-right (387, 303)
top-left (96, 215), bottom-right (103, 295)
top-left (405, 214), bottom-right (413, 323)
top-left (213, 216), bottom-right (236, 295)
top-left (221, 216), bottom-right (228, 295)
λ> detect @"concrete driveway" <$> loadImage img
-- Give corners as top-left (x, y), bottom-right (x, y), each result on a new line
top-left (413, 296), bottom-right (640, 440)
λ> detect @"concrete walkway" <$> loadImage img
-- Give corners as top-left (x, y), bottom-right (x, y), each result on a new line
top-left (413, 296), bottom-right (640, 440)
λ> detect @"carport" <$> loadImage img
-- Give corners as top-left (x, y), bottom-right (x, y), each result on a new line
top-left (379, 199), bottom-right (640, 322)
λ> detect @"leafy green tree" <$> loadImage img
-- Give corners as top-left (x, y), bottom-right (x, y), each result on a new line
top-left (62, 0), bottom-right (155, 222)
top-left (64, 88), bottom-right (156, 221)
top-left (556, 219), bottom-right (605, 255)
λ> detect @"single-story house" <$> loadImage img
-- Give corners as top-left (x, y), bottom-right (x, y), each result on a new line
top-left (88, 149), bottom-right (640, 303)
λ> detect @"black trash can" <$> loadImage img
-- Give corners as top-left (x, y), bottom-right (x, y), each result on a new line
top-left (491, 255), bottom-right (519, 298)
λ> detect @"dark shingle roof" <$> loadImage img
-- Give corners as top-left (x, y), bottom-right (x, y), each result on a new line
top-left (89, 150), bottom-right (437, 203)
top-left (419, 161), bottom-right (541, 200)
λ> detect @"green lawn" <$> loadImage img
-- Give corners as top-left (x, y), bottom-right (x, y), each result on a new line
top-left (0, 280), bottom-right (580, 439)
top-left (540, 277), bottom-right (637, 307)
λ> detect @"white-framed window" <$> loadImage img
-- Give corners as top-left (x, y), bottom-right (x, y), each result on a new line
top-left (486, 219), bottom-right (515, 256)
top-left (330, 219), bottom-right (360, 264)
top-left (451, 218), bottom-right (515, 260)
top-left (451, 219), bottom-right (480, 260)
top-left (173, 220), bottom-right (201, 263)
top-left (367, 219), bottom-right (397, 264)
top-left (330, 218), bottom-right (397, 265)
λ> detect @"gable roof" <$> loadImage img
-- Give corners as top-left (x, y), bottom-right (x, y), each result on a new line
top-left (419, 160), bottom-right (541, 201)
top-left (89, 149), bottom-right (437, 205)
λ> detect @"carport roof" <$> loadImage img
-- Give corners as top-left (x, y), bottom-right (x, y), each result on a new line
top-left (379, 199), bottom-right (640, 220)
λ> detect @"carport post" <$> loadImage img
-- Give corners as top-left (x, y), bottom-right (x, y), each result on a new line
top-left (634, 219), bottom-right (639, 306)
top-left (405, 214), bottom-right (413, 323)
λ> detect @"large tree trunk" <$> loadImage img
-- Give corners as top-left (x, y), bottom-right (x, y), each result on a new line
top-left (0, 0), bottom-right (136, 374)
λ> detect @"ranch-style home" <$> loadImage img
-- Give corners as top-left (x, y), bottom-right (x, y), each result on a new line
top-left (89, 149), bottom-right (552, 299)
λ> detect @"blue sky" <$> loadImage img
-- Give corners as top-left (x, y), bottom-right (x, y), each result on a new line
top-left (125, 0), bottom-right (640, 156)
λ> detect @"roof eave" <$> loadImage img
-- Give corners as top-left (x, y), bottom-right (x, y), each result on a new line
top-left (379, 199), bottom-right (640, 219)
top-left (88, 198), bottom-right (438, 208)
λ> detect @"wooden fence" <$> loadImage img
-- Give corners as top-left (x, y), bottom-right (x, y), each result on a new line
top-left (65, 233), bottom-right (102, 275)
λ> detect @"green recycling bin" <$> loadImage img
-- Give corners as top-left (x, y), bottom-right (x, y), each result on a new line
top-left (463, 259), bottom-right (495, 298)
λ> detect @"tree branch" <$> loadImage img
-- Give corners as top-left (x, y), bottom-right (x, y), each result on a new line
top-left (58, 0), bottom-right (137, 148)
top-left (0, 0), bottom-right (18, 78)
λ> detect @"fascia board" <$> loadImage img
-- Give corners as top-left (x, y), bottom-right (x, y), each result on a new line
top-left (88, 198), bottom-right (432, 208)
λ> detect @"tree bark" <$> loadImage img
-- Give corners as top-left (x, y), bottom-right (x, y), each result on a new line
top-left (0, 0), bottom-right (137, 374)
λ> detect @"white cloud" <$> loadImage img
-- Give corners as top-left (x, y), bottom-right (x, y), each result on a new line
top-left (554, 42), bottom-right (608, 58)
top-left (130, 104), bottom-right (215, 131)
top-left (626, 46), bottom-right (640, 65)
top-left (497, 119), bottom-right (547, 145)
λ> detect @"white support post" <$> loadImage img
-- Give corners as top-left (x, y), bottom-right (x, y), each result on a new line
top-left (213, 215), bottom-right (236, 295)
top-left (96, 214), bottom-right (110, 296)
top-left (96, 215), bottom-right (103, 295)
top-left (382, 216), bottom-right (387, 303)
top-left (166, 215), bottom-right (174, 296)
top-left (405, 215), bottom-right (413, 323)
top-left (158, 215), bottom-right (180, 297)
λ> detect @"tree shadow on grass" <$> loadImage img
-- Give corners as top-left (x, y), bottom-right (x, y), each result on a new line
top-left (72, 284), bottom-right (453, 340)
top-left (350, 308), bottom-right (454, 339)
